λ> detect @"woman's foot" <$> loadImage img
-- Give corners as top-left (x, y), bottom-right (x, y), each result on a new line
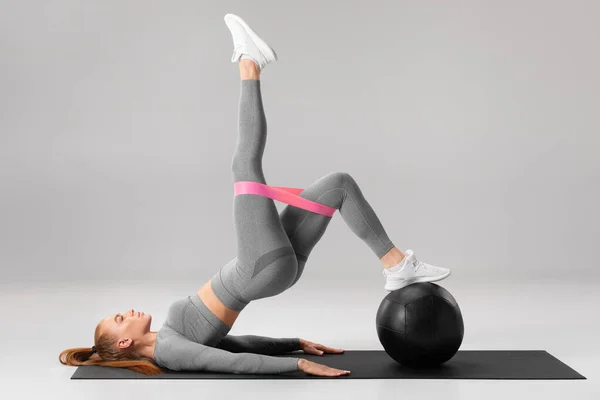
top-left (224, 14), bottom-right (277, 71)
top-left (382, 249), bottom-right (451, 292)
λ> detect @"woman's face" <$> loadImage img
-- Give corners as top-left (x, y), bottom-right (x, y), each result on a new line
top-left (99, 308), bottom-right (152, 350)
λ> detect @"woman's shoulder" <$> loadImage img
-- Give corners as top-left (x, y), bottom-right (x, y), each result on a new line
top-left (154, 325), bottom-right (189, 370)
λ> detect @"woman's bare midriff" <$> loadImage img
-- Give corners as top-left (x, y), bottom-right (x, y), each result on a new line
top-left (197, 280), bottom-right (241, 328)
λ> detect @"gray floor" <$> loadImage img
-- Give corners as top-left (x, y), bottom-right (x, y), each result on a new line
top-left (2, 276), bottom-right (598, 400)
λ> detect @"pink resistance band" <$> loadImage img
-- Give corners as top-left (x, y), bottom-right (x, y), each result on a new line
top-left (233, 181), bottom-right (337, 218)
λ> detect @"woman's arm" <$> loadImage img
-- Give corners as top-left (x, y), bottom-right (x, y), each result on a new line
top-left (154, 332), bottom-right (299, 374)
top-left (215, 334), bottom-right (301, 355)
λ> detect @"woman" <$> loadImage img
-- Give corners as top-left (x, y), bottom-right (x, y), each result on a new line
top-left (59, 14), bottom-right (451, 377)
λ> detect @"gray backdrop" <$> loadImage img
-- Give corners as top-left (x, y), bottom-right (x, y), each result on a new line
top-left (1, 0), bottom-right (599, 285)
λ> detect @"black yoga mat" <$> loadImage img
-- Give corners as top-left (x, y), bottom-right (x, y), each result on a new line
top-left (72, 350), bottom-right (585, 380)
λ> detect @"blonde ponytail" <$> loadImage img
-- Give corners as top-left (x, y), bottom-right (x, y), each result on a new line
top-left (59, 333), bottom-right (164, 376)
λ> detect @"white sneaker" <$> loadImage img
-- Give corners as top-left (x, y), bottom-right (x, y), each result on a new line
top-left (382, 249), bottom-right (451, 292)
top-left (224, 13), bottom-right (278, 71)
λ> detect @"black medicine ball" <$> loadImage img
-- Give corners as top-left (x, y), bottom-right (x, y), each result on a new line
top-left (375, 282), bottom-right (464, 367)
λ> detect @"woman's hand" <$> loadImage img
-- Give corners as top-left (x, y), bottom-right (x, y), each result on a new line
top-left (298, 338), bottom-right (345, 356)
top-left (297, 358), bottom-right (351, 377)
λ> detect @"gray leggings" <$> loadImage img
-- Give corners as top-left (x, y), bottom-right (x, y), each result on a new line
top-left (210, 79), bottom-right (395, 312)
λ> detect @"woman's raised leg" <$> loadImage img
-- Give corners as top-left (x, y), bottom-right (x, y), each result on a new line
top-left (210, 59), bottom-right (300, 312)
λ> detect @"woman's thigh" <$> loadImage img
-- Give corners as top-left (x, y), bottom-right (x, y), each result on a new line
top-left (279, 172), bottom-right (348, 287)
top-left (216, 172), bottom-right (348, 307)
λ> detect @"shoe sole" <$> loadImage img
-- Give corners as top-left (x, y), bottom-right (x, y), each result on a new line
top-left (384, 270), bottom-right (451, 292)
top-left (224, 14), bottom-right (278, 62)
